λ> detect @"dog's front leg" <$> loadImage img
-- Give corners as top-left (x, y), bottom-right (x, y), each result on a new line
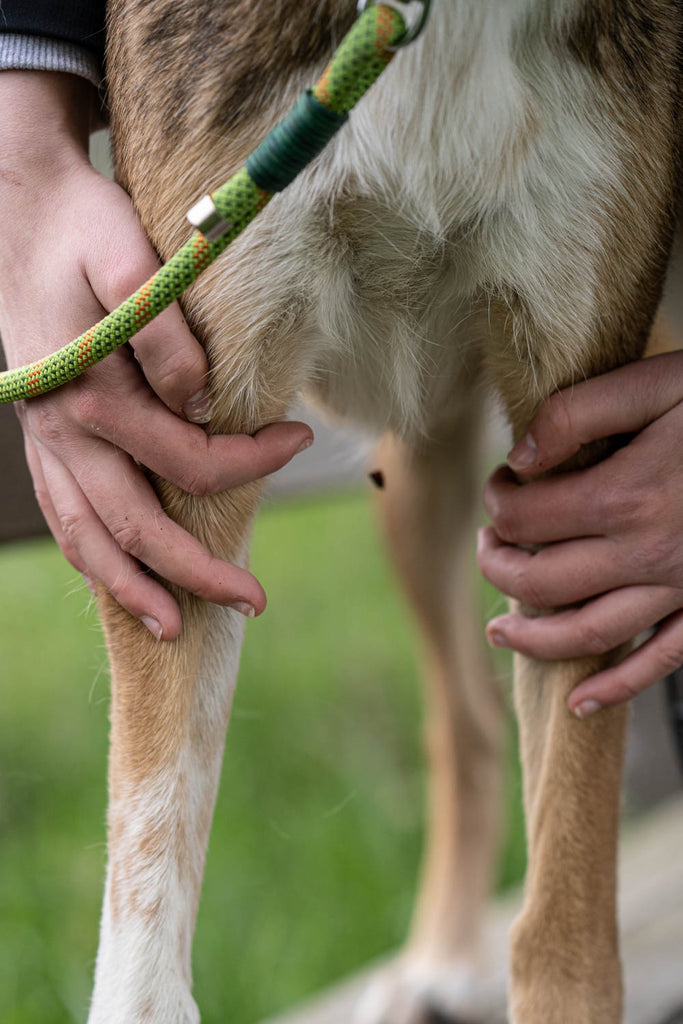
top-left (88, 480), bottom-right (259, 1024)
top-left (487, 304), bottom-right (650, 1024)
top-left (508, 651), bottom-right (627, 1024)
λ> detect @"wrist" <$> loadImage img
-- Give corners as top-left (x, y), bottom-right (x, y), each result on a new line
top-left (0, 71), bottom-right (94, 180)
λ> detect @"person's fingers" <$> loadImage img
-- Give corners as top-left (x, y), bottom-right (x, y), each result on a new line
top-left (24, 435), bottom-right (87, 575)
top-left (84, 185), bottom-right (212, 422)
top-left (506, 351), bottom-right (683, 474)
top-left (67, 437), bottom-right (266, 614)
top-left (485, 584), bottom-right (680, 661)
top-left (483, 463), bottom-right (628, 545)
top-left (569, 609), bottom-right (683, 716)
top-left (476, 527), bottom-right (634, 608)
top-left (38, 444), bottom-right (184, 638)
top-left (62, 378), bottom-right (314, 494)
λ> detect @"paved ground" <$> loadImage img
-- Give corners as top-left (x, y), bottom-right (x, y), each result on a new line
top-left (258, 797), bottom-right (683, 1024)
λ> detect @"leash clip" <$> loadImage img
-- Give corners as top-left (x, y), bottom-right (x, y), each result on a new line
top-left (356, 0), bottom-right (431, 47)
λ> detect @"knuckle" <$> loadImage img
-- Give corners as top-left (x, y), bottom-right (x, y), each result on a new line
top-left (655, 642), bottom-right (683, 677)
top-left (152, 349), bottom-right (202, 400)
top-left (29, 404), bottom-right (65, 446)
top-left (492, 507), bottom-right (518, 544)
top-left (189, 579), bottom-right (214, 602)
top-left (110, 518), bottom-right (145, 557)
top-left (475, 544), bottom-right (490, 577)
top-left (67, 388), bottom-right (105, 430)
top-left (606, 478), bottom-right (648, 528)
top-left (477, 551), bottom-right (500, 589)
top-left (611, 676), bottom-right (641, 704)
top-left (32, 482), bottom-right (51, 516)
top-left (58, 510), bottom-right (82, 548)
top-left (179, 439), bottom-right (216, 496)
top-left (183, 466), bottom-right (213, 497)
top-left (513, 565), bottom-right (546, 609)
top-left (483, 481), bottom-right (515, 537)
top-left (636, 489), bottom-right (665, 534)
top-left (180, 559), bottom-right (213, 600)
top-left (539, 392), bottom-right (570, 442)
top-left (631, 531), bottom-right (674, 577)
top-left (481, 475), bottom-right (500, 518)
top-left (105, 574), bottom-right (142, 615)
top-left (110, 258), bottom-right (153, 303)
top-left (578, 620), bottom-right (613, 656)
top-left (482, 476), bottom-right (495, 513)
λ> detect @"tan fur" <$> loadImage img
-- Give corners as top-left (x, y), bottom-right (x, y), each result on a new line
top-left (103, 479), bottom-right (260, 785)
top-left (373, 417), bottom-right (504, 965)
top-left (94, 1), bottom-right (683, 1022)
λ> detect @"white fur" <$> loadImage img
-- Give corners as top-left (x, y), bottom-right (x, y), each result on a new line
top-left (354, 954), bottom-right (500, 1024)
top-left (89, 606), bottom-right (246, 1024)
top-left (201, 0), bottom-right (627, 441)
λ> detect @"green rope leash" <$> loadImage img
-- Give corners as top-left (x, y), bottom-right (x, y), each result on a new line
top-left (0, 3), bottom-right (411, 405)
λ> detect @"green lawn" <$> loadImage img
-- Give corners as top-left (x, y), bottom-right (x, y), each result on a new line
top-left (0, 490), bottom-right (524, 1024)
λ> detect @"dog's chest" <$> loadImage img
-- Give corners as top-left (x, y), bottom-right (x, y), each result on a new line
top-left (110, 0), bottom-right (677, 436)
top-left (274, 0), bottom-right (607, 437)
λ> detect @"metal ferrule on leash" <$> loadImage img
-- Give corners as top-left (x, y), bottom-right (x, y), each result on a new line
top-left (0, 1), bottom-right (431, 405)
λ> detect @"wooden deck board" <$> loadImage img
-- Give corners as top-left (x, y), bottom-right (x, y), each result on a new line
top-left (259, 796), bottom-right (683, 1024)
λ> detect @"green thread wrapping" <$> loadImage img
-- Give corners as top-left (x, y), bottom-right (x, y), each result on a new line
top-left (0, 4), bottom-right (406, 404)
top-left (246, 91), bottom-right (348, 193)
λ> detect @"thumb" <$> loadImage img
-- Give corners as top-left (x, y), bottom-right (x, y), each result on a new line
top-left (85, 181), bottom-right (212, 422)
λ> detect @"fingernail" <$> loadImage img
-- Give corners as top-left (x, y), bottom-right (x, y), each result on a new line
top-left (476, 527), bottom-right (485, 554)
top-left (487, 629), bottom-right (508, 649)
top-left (296, 437), bottom-right (314, 455)
top-left (229, 601), bottom-right (256, 619)
top-left (508, 433), bottom-right (537, 470)
top-left (141, 616), bottom-right (163, 640)
top-left (574, 699), bottom-right (602, 719)
top-left (183, 388), bottom-right (213, 424)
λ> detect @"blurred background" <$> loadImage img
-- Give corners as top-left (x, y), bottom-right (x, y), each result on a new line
top-left (0, 133), bottom-right (681, 1024)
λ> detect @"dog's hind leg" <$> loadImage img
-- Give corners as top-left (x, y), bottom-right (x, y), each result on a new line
top-left (355, 395), bottom-right (505, 1024)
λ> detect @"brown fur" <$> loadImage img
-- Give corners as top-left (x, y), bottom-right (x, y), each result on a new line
top-left (96, 1), bottom-right (683, 1022)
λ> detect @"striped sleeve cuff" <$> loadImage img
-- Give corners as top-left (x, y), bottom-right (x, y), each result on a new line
top-left (0, 34), bottom-right (101, 87)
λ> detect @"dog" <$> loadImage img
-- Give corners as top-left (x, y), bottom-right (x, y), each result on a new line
top-left (83, 1), bottom-right (683, 1021)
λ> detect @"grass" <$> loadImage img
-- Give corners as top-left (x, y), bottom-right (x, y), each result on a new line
top-left (0, 490), bottom-right (524, 1024)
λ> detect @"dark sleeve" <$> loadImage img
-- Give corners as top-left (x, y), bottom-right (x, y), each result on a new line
top-left (0, 1), bottom-right (107, 64)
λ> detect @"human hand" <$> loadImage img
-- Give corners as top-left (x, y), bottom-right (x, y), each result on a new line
top-left (0, 72), bottom-right (313, 640)
top-left (477, 350), bottom-right (683, 718)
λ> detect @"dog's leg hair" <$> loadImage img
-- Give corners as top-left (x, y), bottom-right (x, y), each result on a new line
top-left (85, 213), bottom-right (305, 1021)
top-left (355, 400), bottom-right (504, 1024)
top-left (88, 467), bottom-right (261, 1023)
top-left (485, 295), bottom-right (661, 1024)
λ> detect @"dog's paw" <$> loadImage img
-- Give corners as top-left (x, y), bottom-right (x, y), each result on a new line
top-left (352, 956), bottom-right (502, 1024)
